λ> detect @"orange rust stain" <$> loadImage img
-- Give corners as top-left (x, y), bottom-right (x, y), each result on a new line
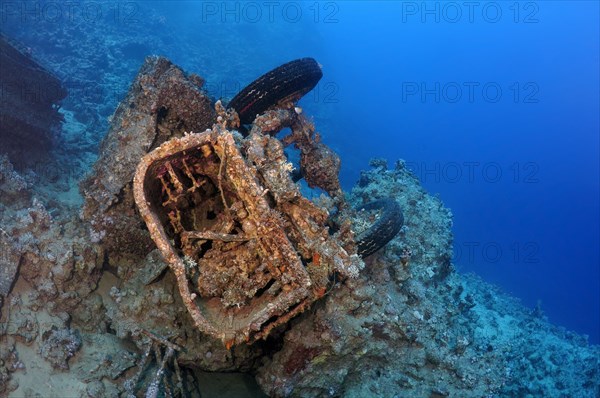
top-left (312, 252), bottom-right (321, 267)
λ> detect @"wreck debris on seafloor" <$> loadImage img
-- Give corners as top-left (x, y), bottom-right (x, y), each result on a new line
top-left (132, 57), bottom-right (405, 347)
top-left (79, 56), bottom-right (217, 259)
top-left (227, 57), bottom-right (323, 127)
top-left (133, 107), bottom-right (363, 347)
top-left (1, 55), bottom-right (598, 398)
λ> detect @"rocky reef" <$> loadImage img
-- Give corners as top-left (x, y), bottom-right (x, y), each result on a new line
top-left (256, 161), bottom-right (599, 397)
top-left (80, 56), bottom-right (215, 258)
top-left (0, 57), bottom-right (598, 398)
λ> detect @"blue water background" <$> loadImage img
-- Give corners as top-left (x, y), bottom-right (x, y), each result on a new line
top-left (2, 1), bottom-right (598, 343)
top-left (311, 1), bottom-right (600, 343)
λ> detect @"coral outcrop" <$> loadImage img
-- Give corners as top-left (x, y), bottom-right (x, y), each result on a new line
top-left (0, 155), bottom-right (106, 396)
top-left (79, 56), bottom-right (216, 258)
top-left (253, 161), bottom-right (599, 397)
top-left (0, 56), bottom-right (597, 398)
top-left (40, 327), bottom-right (82, 370)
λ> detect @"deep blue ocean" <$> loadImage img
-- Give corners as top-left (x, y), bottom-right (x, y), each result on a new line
top-left (306, 1), bottom-right (600, 343)
top-left (313, 1), bottom-right (600, 345)
top-left (1, 0), bottom-right (598, 347)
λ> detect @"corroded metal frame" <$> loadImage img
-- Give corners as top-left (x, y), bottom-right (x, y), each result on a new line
top-left (134, 128), bottom-right (318, 347)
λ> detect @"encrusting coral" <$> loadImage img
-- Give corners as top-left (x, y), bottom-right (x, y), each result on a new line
top-left (132, 58), bottom-right (402, 349)
top-left (133, 103), bottom-right (363, 348)
top-left (1, 55), bottom-right (597, 398)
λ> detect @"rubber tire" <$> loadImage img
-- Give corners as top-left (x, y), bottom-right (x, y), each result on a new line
top-left (228, 57), bottom-right (323, 126)
top-left (356, 198), bottom-right (404, 258)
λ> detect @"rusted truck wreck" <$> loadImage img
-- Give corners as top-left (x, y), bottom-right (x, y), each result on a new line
top-left (131, 58), bottom-right (401, 347)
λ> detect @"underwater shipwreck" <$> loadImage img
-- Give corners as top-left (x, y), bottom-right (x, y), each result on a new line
top-left (0, 39), bottom-right (599, 398)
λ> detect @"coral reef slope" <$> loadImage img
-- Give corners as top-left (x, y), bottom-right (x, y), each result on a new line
top-left (0, 59), bottom-right (597, 398)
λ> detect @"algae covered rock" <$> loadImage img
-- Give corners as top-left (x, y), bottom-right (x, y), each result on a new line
top-left (255, 160), bottom-right (599, 397)
top-left (2, 53), bottom-right (596, 398)
top-left (79, 56), bottom-right (216, 258)
top-left (40, 327), bottom-right (82, 370)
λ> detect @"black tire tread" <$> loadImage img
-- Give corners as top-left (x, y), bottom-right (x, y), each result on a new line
top-left (228, 57), bottom-right (323, 125)
top-left (356, 198), bottom-right (404, 258)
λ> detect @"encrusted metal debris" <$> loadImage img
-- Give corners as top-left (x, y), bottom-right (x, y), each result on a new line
top-left (133, 111), bottom-right (362, 347)
top-left (130, 58), bottom-right (407, 347)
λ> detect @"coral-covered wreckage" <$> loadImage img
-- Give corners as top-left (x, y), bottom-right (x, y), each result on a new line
top-left (0, 55), bottom-right (598, 398)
